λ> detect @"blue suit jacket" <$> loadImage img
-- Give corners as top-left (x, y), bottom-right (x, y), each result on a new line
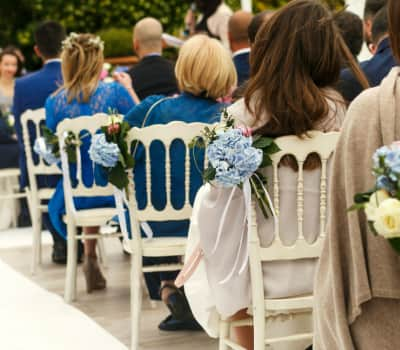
top-left (338, 38), bottom-right (398, 103)
top-left (13, 61), bottom-right (63, 189)
top-left (233, 51), bottom-right (250, 87)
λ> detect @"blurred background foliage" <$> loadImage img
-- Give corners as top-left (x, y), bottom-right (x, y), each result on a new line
top-left (1, 0), bottom-right (344, 69)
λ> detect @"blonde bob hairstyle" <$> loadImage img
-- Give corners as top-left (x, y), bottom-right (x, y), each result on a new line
top-left (175, 34), bottom-right (237, 100)
top-left (60, 33), bottom-right (104, 103)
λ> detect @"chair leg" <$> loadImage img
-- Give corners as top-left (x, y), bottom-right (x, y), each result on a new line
top-left (131, 252), bottom-right (143, 350)
top-left (219, 319), bottom-right (230, 350)
top-left (8, 177), bottom-right (18, 228)
top-left (97, 236), bottom-right (108, 268)
top-left (64, 223), bottom-right (78, 302)
top-left (31, 208), bottom-right (42, 275)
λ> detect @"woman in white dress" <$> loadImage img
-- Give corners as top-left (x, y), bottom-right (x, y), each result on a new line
top-left (183, 1), bottom-right (368, 349)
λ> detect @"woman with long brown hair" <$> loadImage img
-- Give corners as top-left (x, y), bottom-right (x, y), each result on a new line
top-left (314, 0), bottom-right (400, 348)
top-left (184, 1), bottom-right (368, 349)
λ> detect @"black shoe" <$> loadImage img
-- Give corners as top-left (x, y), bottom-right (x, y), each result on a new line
top-left (160, 284), bottom-right (192, 321)
top-left (158, 314), bottom-right (203, 332)
top-left (51, 240), bottom-right (84, 264)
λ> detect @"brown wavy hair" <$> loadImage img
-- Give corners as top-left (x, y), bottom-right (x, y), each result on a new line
top-left (245, 0), bottom-right (369, 138)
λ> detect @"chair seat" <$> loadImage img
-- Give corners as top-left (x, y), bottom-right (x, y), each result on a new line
top-left (38, 188), bottom-right (56, 201)
top-left (63, 208), bottom-right (118, 226)
top-left (0, 168), bottom-right (20, 178)
top-left (265, 294), bottom-right (313, 312)
top-left (124, 236), bottom-right (187, 257)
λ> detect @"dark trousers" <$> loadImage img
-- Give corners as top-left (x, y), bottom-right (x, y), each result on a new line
top-left (143, 256), bottom-right (180, 300)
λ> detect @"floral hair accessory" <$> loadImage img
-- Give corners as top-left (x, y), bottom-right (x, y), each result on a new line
top-left (62, 32), bottom-right (104, 51)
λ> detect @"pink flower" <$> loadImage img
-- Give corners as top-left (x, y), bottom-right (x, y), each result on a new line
top-left (107, 123), bottom-right (120, 135)
top-left (238, 126), bottom-right (253, 137)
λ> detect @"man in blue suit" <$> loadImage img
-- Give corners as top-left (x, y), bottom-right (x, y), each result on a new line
top-left (12, 21), bottom-right (72, 263)
top-left (337, 5), bottom-right (396, 103)
top-left (228, 10), bottom-right (253, 87)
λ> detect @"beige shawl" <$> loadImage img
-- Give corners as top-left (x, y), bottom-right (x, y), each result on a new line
top-left (314, 68), bottom-right (400, 349)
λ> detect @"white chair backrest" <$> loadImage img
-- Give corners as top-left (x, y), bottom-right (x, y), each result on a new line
top-left (57, 114), bottom-right (116, 208)
top-left (21, 109), bottom-right (61, 188)
top-left (125, 121), bottom-right (211, 222)
top-left (253, 131), bottom-right (340, 262)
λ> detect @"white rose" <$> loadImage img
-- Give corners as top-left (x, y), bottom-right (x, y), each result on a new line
top-left (373, 198), bottom-right (400, 238)
top-left (365, 190), bottom-right (390, 221)
top-left (103, 62), bottom-right (112, 71)
top-left (107, 114), bottom-right (123, 126)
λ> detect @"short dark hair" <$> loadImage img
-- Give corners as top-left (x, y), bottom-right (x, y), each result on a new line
top-left (371, 6), bottom-right (388, 44)
top-left (334, 11), bottom-right (363, 57)
top-left (34, 21), bottom-right (66, 59)
top-left (364, 0), bottom-right (387, 19)
top-left (248, 10), bottom-right (275, 44)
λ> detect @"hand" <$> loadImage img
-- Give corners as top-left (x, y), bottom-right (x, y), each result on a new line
top-left (113, 72), bottom-right (132, 90)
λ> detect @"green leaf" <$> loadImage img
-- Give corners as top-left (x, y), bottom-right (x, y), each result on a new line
top-left (388, 237), bottom-right (400, 255)
top-left (203, 166), bottom-right (216, 183)
top-left (354, 191), bottom-right (373, 204)
top-left (264, 142), bottom-right (280, 155)
top-left (108, 162), bottom-right (129, 190)
top-left (252, 136), bottom-right (273, 149)
top-left (347, 203), bottom-right (366, 212)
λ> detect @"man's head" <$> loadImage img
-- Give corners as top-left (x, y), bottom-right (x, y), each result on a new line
top-left (364, 0), bottom-right (387, 45)
top-left (133, 17), bottom-right (163, 58)
top-left (247, 10), bottom-right (275, 45)
top-left (34, 21), bottom-right (66, 61)
top-left (370, 6), bottom-right (389, 54)
top-left (334, 11), bottom-right (363, 58)
top-left (228, 10), bottom-right (253, 53)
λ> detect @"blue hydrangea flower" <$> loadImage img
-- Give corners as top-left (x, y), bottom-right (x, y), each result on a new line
top-left (89, 134), bottom-right (120, 168)
top-left (207, 129), bottom-right (262, 187)
top-left (33, 137), bottom-right (59, 165)
top-left (373, 145), bottom-right (391, 168)
top-left (376, 175), bottom-right (395, 193)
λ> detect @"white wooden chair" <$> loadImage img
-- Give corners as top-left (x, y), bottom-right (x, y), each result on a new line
top-left (21, 108), bottom-right (61, 274)
top-left (124, 121), bottom-right (210, 349)
top-left (57, 114), bottom-right (121, 302)
top-left (0, 168), bottom-right (25, 228)
top-left (218, 131), bottom-right (340, 350)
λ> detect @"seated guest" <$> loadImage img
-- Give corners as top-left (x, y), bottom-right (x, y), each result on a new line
top-left (128, 17), bottom-right (178, 100)
top-left (247, 10), bottom-right (275, 45)
top-left (46, 33), bottom-right (135, 292)
top-left (185, 0), bottom-right (233, 48)
top-left (363, 0), bottom-right (387, 48)
top-left (334, 11), bottom-right (364, 60)
top-left (124, 34), bottom-right (236, 331)
top-left (338, 5), bottom-right (396, 103)
top-left (183, 1), bottom-right (367, 348)
top-left (0, 48), bottom-right (22, 114)
top-left (314, 1), bottom-right (400, 348)
top-left (0, 110), bottom-right (18, 169)
top-left (228, 10), bottom-right (253, 86)
top-left (13, 21), bottom-right (68, 260)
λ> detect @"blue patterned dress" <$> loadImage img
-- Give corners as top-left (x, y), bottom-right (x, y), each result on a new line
top-left (45, 82), bottom-right (135, 239)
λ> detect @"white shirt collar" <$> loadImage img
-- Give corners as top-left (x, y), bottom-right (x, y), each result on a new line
top-left (232, 48), bottom-right (251, 58)
top-left (45, 58), bottom-right (62, 64)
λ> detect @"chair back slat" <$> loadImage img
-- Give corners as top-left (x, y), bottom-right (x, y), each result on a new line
top-left (257, 131), bottom-right (340, 262)
top-left (126, 121), bottom-right (213, 222)
top-left (56, 114), bottom-right (116, 210)
top-left (21, 109), bottom-right (61, 177)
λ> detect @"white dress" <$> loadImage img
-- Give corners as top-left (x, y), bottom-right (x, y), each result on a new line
top-left (184, 95), bottom-right (346, 337)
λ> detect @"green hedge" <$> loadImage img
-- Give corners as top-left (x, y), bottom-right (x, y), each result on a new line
top-left (97, 28), bottom-right (133, 58)
top-left (0, 0), bottom-right (344, 69)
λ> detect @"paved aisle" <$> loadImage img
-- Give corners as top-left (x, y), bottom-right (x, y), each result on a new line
top-left (0, 257), bottom-right (128, 350)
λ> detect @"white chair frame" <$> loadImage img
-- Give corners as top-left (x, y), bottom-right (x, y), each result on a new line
top-left (124, 121), bottom-right (211, 349)
top-left (218, 131), bottom-right (340, 350)
top-left (21, 108), bottom-right (61, 274)
top-left (57, 114), bottom-right (121, 302)
top-left (0, 168), bottom-right (25, 228)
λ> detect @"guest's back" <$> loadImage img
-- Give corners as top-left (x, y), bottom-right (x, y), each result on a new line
top-left (128, 17), bottom-right (178, 101)
top-left (338, 6), bottom-right (396, 103)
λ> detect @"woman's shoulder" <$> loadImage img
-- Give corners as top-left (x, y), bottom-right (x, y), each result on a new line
top-left (124, 94), bottom-right (167, 127)
top-left (227, 98), bottom-right (258, 127)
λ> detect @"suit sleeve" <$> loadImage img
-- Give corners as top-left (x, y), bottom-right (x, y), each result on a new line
top-left (12, 80), bottom-right (23, 145)
top-left (44, 96), bottom-right (58, 133)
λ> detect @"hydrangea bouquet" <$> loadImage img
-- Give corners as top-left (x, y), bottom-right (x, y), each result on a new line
top-left (191, 110), bottom-right (280, 218)
top-left (350, 142), bottom-right (400, 254)
top-left (88, 111), bottom-right (134, 191)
